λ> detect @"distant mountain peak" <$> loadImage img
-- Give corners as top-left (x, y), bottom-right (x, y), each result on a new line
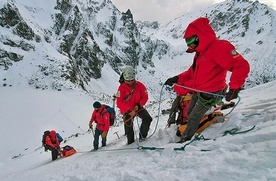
top-left (0, 0), bottom-right (275, 95)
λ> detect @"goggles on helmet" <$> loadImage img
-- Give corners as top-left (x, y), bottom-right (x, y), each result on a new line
top-left (185, 35), bottom-right (198, 46)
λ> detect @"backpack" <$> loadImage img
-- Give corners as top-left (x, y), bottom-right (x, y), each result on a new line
top-left (42, 130), bottom-right (50, 151)
top-left (42, 131), bottom-right (63, 150)
top-left (56, 133), bottom-right (63, 142)
top-left (103, 105), bottom-right (116, 126)
top-left (167, 94), bottom-right (191, 127)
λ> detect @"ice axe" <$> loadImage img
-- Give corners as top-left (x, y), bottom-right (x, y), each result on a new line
top-left (90, 127), bottom-right (94, 138)
top-left (112, 94), bottom-right (116, 109)
top-left (113, 131), bottom-right (120, 139)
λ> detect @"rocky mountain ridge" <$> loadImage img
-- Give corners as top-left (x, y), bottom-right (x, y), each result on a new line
top-left (0, 0), bottom-right (275, 96)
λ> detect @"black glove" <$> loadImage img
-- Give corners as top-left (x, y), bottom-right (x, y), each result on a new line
top-left (225, 88), bottom-right (240, 101)
top-left (119, 73), bottom-right (124, 84)
top-left (164, 76), bottom-right (178, 86)
top-left (134, 103), bottom-right (142, 111)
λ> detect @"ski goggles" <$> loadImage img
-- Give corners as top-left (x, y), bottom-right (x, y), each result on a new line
top-left (185, 35), bottom-right (198, 46)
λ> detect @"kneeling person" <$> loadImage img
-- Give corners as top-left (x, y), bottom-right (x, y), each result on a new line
top-left (44, 130), bottom-right (62, 161)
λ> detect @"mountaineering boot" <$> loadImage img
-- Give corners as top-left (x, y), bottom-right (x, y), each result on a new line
top-left (139, 133), bottom-right (146, 142)
top-left (220, 101), bottom-right (235, 110)
top-left (177, 135), bottom-right (191, 143)
top-left (139, 137), bottom-right (146, 142)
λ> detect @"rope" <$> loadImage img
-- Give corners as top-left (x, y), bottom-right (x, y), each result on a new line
top-left (137, 135), bottom-right (211, 151)
top-left (135, 117), bottom-right (141, 147)
top-left (222, 125), bottom-right (255, 136)
top-left (174, 134), bottom-right (211, 151)
top-left (174, 83), bottom-right (225, 98)
top-left (82, 84), bottom-right (165, 152)
top-left (243, 113), bottom-right (261, 117)
top-left (173, 83), bottom-right (241, 117)
top-left (223, 96), bottom-right (240, 117)
top-left (197, 93), bottom-right (221, 108)
top-left (76, 147), bottom-right (138, 153)
top-left (146, 84), bottom-right (165, 138)
top-left (77, 126), bottom-right (256, 153)
top-left (90, 83), bottom-right (248, 153)
top-left (138, 83), bottom-right (241, 151)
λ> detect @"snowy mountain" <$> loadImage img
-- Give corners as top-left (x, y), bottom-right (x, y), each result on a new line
top-left (0, 0), bottom-right (275, 98)
top-left (1, 1), bottom-right (276, 179)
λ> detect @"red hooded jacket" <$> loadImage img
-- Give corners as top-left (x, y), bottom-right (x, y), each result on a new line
top-left (116, 81), bottom-right (148, 114)
top-left (89, 105), bottom-right (110, 132)
top-left (173, 80), bottom-right (194, 96)
top-left (179, 17), bottom-right (250, 92)
top-left (45, 130), bottom-right (60, 149)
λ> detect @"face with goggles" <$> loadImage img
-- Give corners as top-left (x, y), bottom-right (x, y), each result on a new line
top-left (185, 35), bottom-right (199, 50)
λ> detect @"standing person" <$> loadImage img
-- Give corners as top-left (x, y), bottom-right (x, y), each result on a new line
top-left (89, 101), bottom-right (110, 150)
top-left (164, 17), bottom-right (250, 143)
top-left (116, 66), bottom-right (153, 145)
top-left (44, 130), bottom-right (61, 161)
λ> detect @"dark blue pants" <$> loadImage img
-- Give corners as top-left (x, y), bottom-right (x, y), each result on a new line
top-left (93, 128), bottom-right (107, 150)
top-left (45, 145), bottom-right (59, 161)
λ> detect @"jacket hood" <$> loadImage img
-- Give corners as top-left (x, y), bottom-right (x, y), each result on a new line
top-left (183, 17), bottom-right (217, 52)
top-left (50, 130), bottom-right (56, 136)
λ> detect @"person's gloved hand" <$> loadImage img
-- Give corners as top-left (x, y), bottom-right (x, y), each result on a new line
top-left (124, 110), bottom-right (136, 120)
top-left (101, 131), bottom-right (107, 138)
top-left (89, 122), bottom-right (93, 129)
top-left (134, 103), bottom-right (142, 111)
top-left (129, 110), bottom-right (136, 117)
top-left (225, 88), bottom-right (240, 101)
top-left (164, 76), bottom-right (178, 86)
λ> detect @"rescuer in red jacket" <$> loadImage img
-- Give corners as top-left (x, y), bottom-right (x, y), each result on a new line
top-left (165, 17), bottom-right (250, 143)
top-left (89, 101), bottom-right (110, 151)
top-left (44, 130), bottom-right (61, 160)
top-left (116, 66), bottom-right (152, 145)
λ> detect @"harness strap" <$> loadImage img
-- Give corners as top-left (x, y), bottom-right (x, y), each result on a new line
top-left (123, 108), bottom-right (144, 125)
top-left (124, 85), bottom-right (136, 102)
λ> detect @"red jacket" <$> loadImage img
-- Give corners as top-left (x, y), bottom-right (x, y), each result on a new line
top-left (45, 130), bottom-right (60, 149)
top-left (116, 81), bottom-right (148, 114)
top-left (179, 17), bottom-right (250, 92)
top-left (90, 105), bottom-right (110, 132)
top-left (173, 80), bottom-right (194, 96)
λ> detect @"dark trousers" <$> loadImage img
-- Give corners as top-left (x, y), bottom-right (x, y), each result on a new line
top-left (167, 96), bottom-right (181, 125)
top-left (124, 109), bottom-right (152, 144)
top-left (45, 145), bottom-right (59, 161)
top-left (93, 128), bottom-right (107, 149)
top-left (182, 92), bottom-right (220, 141)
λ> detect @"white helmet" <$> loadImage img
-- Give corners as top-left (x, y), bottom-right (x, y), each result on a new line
top-left (123, 66), bottom-right (136, 81)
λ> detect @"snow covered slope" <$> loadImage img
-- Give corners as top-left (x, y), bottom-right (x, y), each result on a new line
top-left (0, 80), bottom-right (276, 181)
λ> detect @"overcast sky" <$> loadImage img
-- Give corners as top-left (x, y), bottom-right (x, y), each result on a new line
top-left (111, 0), bottom-right (276, 23)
